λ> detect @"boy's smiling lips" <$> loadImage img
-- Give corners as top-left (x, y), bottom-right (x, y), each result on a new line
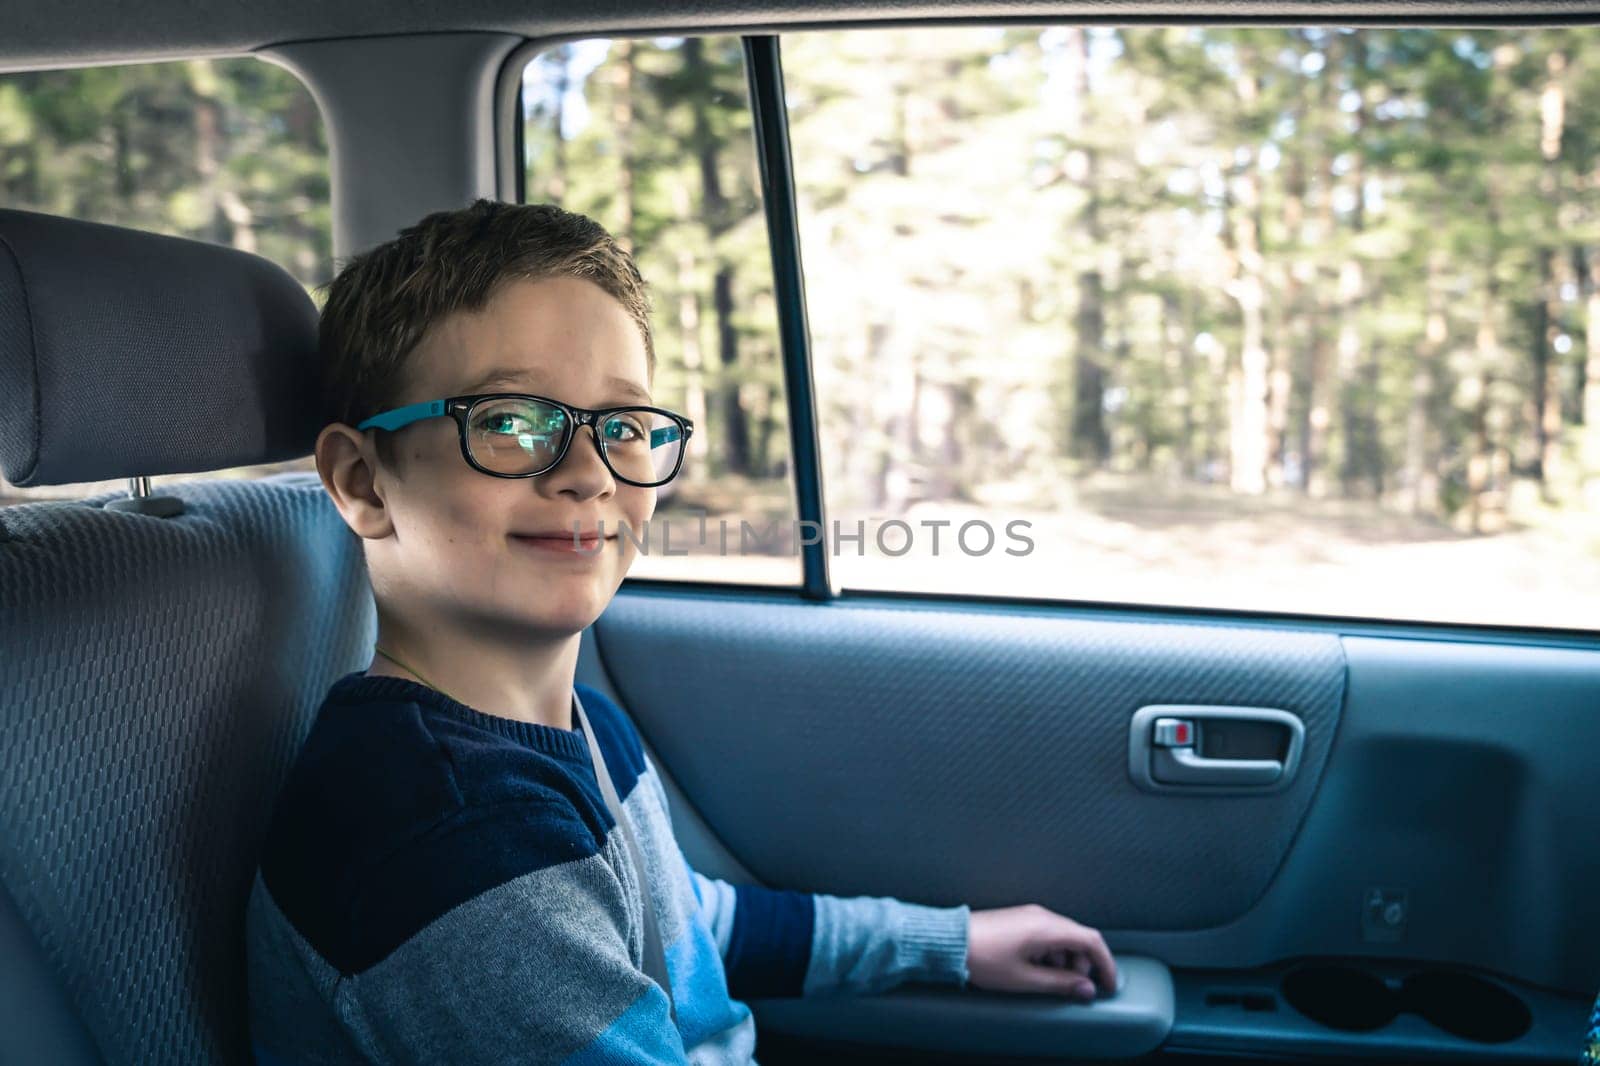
top-left (508, 528), bottom-right (620, 553)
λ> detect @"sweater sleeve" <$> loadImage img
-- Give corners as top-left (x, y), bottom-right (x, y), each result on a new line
top-left (683, 851), bottom-right (970, 1000)
top-left (292, 813), bottom-right (690, 1066)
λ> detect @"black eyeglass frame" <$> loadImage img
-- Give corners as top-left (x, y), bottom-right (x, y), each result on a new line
top-left (356, 392), bottom-right (695, 488)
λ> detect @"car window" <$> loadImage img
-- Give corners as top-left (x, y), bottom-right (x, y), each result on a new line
top-left (778, 26), bottom-right (1600, 630)
top-left (521, 37), bottom-right (802, 587)
top-left (0, 57), bottom-right (329, 506)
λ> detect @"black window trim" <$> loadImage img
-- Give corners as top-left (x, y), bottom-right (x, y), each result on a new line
top-left (742, 34), bottom-right (831, 601)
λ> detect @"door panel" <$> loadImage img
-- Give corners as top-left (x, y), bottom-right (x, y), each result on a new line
top-left (583, 587), bottom-right (1600, 1062)
top-left (595, 589), bottom-right (1347, 931)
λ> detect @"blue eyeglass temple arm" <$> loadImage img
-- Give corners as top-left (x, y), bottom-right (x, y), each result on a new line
top-left (356, 400), bottom-right (446, 432)
top-left (359, 399), bottom-right (688, 451)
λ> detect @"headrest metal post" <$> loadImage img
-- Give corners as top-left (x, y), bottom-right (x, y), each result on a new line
top-left (104, 475), bottom-right (184, 518)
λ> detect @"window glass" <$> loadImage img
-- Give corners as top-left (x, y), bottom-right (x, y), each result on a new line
top-left (522, 37), bottom-right (801, 587)
top-left (783, 26), bottom-right (1600, 630)
top-left (0, 57), bottom-right (329, 506)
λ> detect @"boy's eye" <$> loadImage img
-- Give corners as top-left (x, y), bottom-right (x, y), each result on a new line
top-left (602, 414), bottom-right (647, 443)
top-left (478, 413), bottom-right (530, 435)
top-left (473, 404), bottom-right (566, 438)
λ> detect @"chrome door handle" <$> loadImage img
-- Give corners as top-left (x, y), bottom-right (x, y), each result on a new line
top-left (1128, 705), bottom-right (1306, 794)
top-left (1151, 745), bottom-right (1282, 786)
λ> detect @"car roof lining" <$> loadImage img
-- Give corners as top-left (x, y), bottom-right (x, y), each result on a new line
top-left (1, 0), bottom-right (1596, 73)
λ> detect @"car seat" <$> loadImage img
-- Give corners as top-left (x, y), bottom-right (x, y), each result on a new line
top-left (0, 208), bottom-right (375, 1064)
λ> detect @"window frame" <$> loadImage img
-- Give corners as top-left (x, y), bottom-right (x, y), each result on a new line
top-left (499, 28), bottom-right (1600, 647)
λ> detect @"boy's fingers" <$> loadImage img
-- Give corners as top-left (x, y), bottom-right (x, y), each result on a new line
top-left (1060, 927), bottom-right (1117, 994)
top-left (1037, 968), bottom-right (1096, 999)
top-left (1025, 918), bottom-right (1117, 994)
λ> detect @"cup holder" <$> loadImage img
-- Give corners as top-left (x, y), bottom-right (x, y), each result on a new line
top-left (1281, 966), bottom-right (1395, 1032)
top-left (1280, 964), bottom-right (1532, 1044)
top-left (1402, 970), bottom-right (1533, 1043)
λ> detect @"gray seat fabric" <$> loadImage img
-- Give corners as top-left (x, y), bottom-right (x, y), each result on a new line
top-left (0, 477), bottom-right (374, 1063)
top-left (0, 874), bottom-right (102, 1063)
top-left (0, 209), bottom-right (372, 1063)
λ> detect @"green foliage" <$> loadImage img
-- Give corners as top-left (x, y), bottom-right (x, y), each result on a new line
top-left (0, 57), bottom-right (331, 288)
top-left (7, 30), bottom-right (1600, 537)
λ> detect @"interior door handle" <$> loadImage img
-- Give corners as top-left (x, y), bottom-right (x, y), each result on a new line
top-left (1128, 705), bottom-right (1306, 794)
top-left (1150, 744), bottom-right (1282, 786)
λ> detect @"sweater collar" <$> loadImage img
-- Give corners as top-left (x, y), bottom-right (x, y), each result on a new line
top-left (325, 670), bottom-right (591, 761)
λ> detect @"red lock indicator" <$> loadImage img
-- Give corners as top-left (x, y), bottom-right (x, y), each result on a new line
top-left (1152, 717), bottom-right (1196, 748)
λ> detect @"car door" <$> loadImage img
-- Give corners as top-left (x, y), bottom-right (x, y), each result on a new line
top-left (521, 22), bottom-right (1600, 1065)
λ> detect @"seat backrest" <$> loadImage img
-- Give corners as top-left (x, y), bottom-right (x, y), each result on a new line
top-left (0, 209), bottom-right (375, 1064)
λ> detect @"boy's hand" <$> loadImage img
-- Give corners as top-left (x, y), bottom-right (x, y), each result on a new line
top-left (965, 904), bottom-right (1117, 1002)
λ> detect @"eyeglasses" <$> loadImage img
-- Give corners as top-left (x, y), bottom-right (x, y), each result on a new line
top-left (355, 392), bottom-right (694, 488)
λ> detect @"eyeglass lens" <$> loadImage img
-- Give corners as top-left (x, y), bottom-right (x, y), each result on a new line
top-left (466, 397), bottom-right (684, 484)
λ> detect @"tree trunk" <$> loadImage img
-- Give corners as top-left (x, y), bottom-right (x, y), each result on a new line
top-left (1304, 35), bottom-right (1339, 499)
top-left (193, 92), bottom-right (257, 253)
top-left (1266, 260), bottom-right (1294, 490)
top-left (684, 37), bottom-right (748, 477)
top-left (612, 40), bottom-right (635, 252)
top-left (1582, 245), bottom-right (1600, 505)
top-left (548, 46), bottom-right (571, 202)
top-left (671, 187), bottom-right (708, 468)
top-left (1532, 247), bottom-right (1559, 488)
top-left (1282, 108), bottom-right (1315, 493)
top-left (867, 321), bottom-right (893, 509)
top-left (713, 266), bottom-right (749, 475)
top-left (1227, 178), bottom-right (1270, 496)
top-left (113, 110), bottom-right (134, 205)
top-left (1164, 291), bottom-right (1196, 480)
top-left (1337, 36), bottom-right (1372, 499)
top-left (1463, 43), bottom-right (1520, 534)
top-left (1406, 229), bottom-right (1446, 516)
top-left (1224, 52), bottom-right (1270, 495)
top-left (1469, 261), bottom-right (1504, 534)
top-left (1534, 49), bottom-right (1567, 496)
top-left (1073, 266), bottom-right (1108, 466)
top-left (1054, 27), bottom-right (1108, 468)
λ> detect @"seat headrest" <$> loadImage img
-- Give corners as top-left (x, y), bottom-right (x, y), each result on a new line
top-left (0, 209), bottom-right (322, 487)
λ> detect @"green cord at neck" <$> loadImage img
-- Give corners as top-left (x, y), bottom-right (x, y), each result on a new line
top-left (373, 644), bottom-right (456, 704)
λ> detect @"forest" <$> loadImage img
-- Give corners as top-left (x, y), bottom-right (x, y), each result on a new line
top-left (524, 28), bottom-right (1600, 622)
top-left (527, 28), bottom-right (1600, 532)
top-left (3, 28), bottom-right (1598, 623)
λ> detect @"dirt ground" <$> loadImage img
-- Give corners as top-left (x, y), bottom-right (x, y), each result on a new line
top-left (634, 474), bottom-right (1600, 633)
top-left (8, 465), bottom-right (1594, 633)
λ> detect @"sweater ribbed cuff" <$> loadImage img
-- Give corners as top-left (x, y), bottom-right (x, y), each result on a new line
top-left (897, 902), bottom-right (971, 989)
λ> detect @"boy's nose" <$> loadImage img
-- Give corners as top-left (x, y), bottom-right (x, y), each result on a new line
top-left (541, 424), bottom-right (614, 499)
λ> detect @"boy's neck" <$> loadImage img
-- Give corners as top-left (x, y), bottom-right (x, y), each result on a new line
top-left (365, 621), bottom-right (582, 732)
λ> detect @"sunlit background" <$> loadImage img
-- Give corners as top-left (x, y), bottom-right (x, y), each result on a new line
top-left (4, 27), bottom-right (1599, 630)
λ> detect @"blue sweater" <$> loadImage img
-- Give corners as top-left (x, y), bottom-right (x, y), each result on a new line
top-left (246, 672), bottom-right (971, 1064)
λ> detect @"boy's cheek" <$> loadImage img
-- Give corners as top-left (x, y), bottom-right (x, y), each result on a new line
top-left (627, 485), bottom-right (658, 526)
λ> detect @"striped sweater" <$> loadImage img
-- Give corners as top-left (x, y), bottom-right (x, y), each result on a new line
top-left (246, 671), bottom-right (972, 1064)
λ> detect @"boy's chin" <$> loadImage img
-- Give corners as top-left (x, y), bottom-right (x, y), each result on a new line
top-left (515, 595), bottom-right (614, 635)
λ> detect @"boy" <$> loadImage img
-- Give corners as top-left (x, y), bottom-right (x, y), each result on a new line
top-left (245, 198), bottom-right (1117, 1064)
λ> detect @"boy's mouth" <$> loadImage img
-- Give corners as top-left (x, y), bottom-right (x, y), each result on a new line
top-left (510, 530), bottom-right (616, 553)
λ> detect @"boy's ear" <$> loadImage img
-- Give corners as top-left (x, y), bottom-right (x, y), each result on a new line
top-left (314, 423), bottom-right (395, 540)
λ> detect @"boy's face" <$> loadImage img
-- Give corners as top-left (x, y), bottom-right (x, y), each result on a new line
top-left (361, 275), bottom-right (656, 640)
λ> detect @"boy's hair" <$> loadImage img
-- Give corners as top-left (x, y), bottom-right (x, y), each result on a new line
top-left (319, 199), bottom-right (654, 465)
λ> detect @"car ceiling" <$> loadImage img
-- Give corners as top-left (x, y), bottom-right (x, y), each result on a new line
top-left (0, 0), bottom-right (1595, 72)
